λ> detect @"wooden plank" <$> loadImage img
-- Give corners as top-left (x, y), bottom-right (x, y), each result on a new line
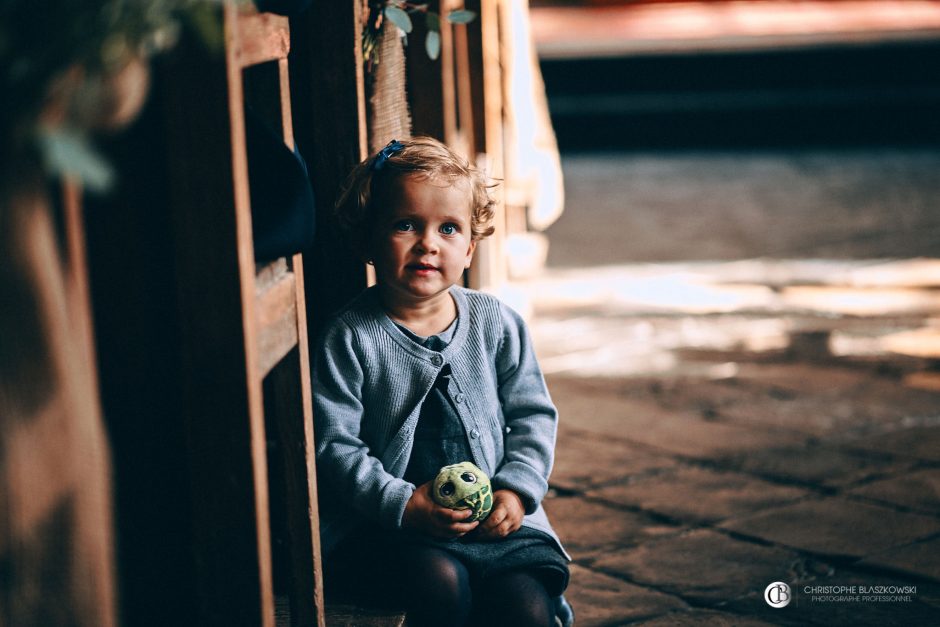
top-left (234, 6), bottom-right (291, 68)
top-left (325, 605), bottom-right (407, 627)
top-left (466, 0), bottom-right (506, 291)
top-left (256, 272), bottom-right (299, 377)
top-left (264, 18), bottom-right (324, 627)
top-left (257, 258), bottom-right (290, 291)
top-left (287, 6), bottom-right (366, 625)
top-left (63, 179), bottom-right (102, 400)
top-left (160, 4), bottom-right (274, 623)
top-left (277, 600), bottom-right (406, 627)
top-left (2, 185), bottom-right (117, 626)
top-left (453, 12), bottom-right (476, 156)
top-left (465, 0), bottom-right (488, 158)
top-left (407, 0), bottom-right (451, 143)
top-left (289, 1), bottom-right (368, 336)
top-left (5, 393), bottom-right (74, 534)
top-left (226, 3), bottom-right (278, 621)
top-left (439, 0), bottom-right (458, 146)
top-left (267, 257), bottom-right (324, 627)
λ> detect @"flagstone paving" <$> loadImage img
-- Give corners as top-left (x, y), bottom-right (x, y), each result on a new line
top-left (521, 149), bottom-right (940, 625)
top-left (542, 355), bottom-right (940, 625)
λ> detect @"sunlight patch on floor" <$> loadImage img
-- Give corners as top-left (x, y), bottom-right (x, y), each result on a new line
top-left (513, 258), bottom-right (940, 377)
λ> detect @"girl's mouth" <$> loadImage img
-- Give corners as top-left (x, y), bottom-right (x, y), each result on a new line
top-left (408, 263), bottom-right (438, 272)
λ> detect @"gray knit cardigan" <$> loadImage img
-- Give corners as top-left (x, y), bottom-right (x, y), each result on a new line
top-left (312, 285), bottom-right (568, 557)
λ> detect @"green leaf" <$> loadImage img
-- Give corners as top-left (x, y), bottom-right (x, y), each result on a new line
top-left (384, 6), bottom-right (413, 33)
top-left (426, 10), bottom-right (441, 32)
top-left (37, 127), bottom-right (114, 192)
top-left (446, 10), bottom-right (476, 24)
top-left (425, 30), bottom-right (441, 60)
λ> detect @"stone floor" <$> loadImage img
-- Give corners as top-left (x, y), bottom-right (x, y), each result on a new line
top-left (517, 150), bottom-right (940, 625)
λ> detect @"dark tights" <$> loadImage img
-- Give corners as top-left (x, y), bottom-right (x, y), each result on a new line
top-left (400, 546), bottom-right (554, 627)
top-left (472, 569), bottom-right (555, 627)
top-left (326, 541), bottom-right (556, 627)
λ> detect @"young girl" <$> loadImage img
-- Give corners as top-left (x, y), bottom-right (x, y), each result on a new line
top-left (313, 137), bottom-right (572, 627)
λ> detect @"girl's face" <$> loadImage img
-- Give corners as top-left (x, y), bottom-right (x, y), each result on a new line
top-left (371, 175), bottom-right (477, 311)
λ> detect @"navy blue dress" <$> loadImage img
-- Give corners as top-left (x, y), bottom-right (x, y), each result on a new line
top-left (394, 323), bottom-right (569, 596)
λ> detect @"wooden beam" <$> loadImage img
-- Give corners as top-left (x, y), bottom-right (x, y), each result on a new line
top-left (289, 0), bottom-right (368, 336)
top-left (407, 0), bottom-right (448, 142)
top-left (467, 0), bottom-right (506, 290)
top-left (160, 6), bottom-right (274, 623)
top-left (234, 6), bottom-right (291, 68)
top-left (266, 258), bottom-right (325, 626)
top-left (256, 271), bottom-right (299, 377)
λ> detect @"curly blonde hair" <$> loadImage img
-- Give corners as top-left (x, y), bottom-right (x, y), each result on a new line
top-left (334, 136), bottom-right (496, 256)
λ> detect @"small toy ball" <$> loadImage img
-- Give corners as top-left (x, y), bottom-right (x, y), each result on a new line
top-left (431, 461), bottom-right (493, 522)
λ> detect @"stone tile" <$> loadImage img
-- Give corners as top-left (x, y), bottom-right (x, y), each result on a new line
top-left (718, 396), bottom-right (875, 437)
top-left (719, 497), bottom-right (940, 559)
top-left (549, 374), bottom-right (806, 459)
top-left (915, 583), bottom-right (940, 611)
top-left (590, 466), bottom-right (808, 524)
top-left (848, 468), bottom-right (940, 514)
top-left (720, 586), bottom-right (939, 627)
top-left (717, 444), bottom-right (911, 488)
top-left (592, 529), bottom-right (801, 605)
top-left (773, 568), bottom-right (938, 627)
top-left (625, 415), bottom-right (806, 460)
top-left (632, 608), bottom-right (779, 626)
top-left (543, 494), bottom-right (681, 562)
top-left (858, 535), bottom-right (940, 582)
top-left (717, 366), bottom-right (940, 438)
top-left (565, 564), bottom-right (688, 627)
top-left (731, 362), bottom-right (874, 395)
top-left (634, 377), bottom-right (749, 412)
top-left (848, 426), bottom-right (940, 463)
top-left (552, 431), bottom-right (677, 491)
top-left (550, 380), bottom-right (683, 440)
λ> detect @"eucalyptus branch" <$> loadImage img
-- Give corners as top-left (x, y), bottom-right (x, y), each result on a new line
top-left (363, 0), bottom-right (477, 67)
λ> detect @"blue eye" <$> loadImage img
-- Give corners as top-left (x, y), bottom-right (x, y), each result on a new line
top-left (394, 220), bottom-right (415, 232)
top-left (440, 223), bottom-right (458, 235)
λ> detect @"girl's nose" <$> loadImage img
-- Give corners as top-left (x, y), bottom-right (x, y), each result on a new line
top-left (415, 230), bottom-right (439, 253)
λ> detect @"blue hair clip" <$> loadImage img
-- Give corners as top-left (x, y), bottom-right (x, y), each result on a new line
top-left (372, 139), bottom-right (405, 171)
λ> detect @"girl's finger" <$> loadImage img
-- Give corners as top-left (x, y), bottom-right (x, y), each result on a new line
top-left (486, 511), bottom-right (506, 528)
top-left (436, 506), bottom-right (472, 522)
top-left (449, 520), bottom-right (479, 535)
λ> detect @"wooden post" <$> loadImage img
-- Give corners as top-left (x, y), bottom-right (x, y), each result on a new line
top-left (160, 6), bottom-right (274, 624)
top-left (407, 0), bottom-right (455, 144)
top-left (1, 179), bottom-right (117, 627)
top-left (466, 0), bottom-right (507, 291)
top-left (290, 0), bottom-right (369, 336)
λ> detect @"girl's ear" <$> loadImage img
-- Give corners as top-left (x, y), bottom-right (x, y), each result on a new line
top-left (464, 239), bottom-right (477, 268)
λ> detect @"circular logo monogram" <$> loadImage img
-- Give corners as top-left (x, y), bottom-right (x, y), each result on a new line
top-left (764, 582), bottom-right (792, 608)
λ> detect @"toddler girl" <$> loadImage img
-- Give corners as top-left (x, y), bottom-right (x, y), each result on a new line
top-left (313, 137), bottom-right (571, 627)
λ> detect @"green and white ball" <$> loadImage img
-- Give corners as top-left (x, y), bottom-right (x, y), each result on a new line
top-left (431, 461), bottom-right (493, 522)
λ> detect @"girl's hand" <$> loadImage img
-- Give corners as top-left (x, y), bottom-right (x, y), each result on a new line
top-left (402, 481), bottom-right (479, 539)
top-left (478, 489), bottom-right (525, 539)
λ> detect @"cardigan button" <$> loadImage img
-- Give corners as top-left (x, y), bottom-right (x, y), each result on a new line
top-left (431, 354), bottom-right (444, 367)
top-left (469, 428), bottom-right (480, 439)
top-left (455, 393), bottom-right (465, 404)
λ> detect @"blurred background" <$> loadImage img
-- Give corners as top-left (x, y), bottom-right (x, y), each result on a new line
top-left (514, 1), bottom-right (940, 625)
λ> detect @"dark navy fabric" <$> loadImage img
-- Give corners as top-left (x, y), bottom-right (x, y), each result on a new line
top-left (403, 362), bottom-right (473, 486)
top-left (245, 106), bottom-right (316, 262)
top-left (392, 328), bottom-right (569, 596)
